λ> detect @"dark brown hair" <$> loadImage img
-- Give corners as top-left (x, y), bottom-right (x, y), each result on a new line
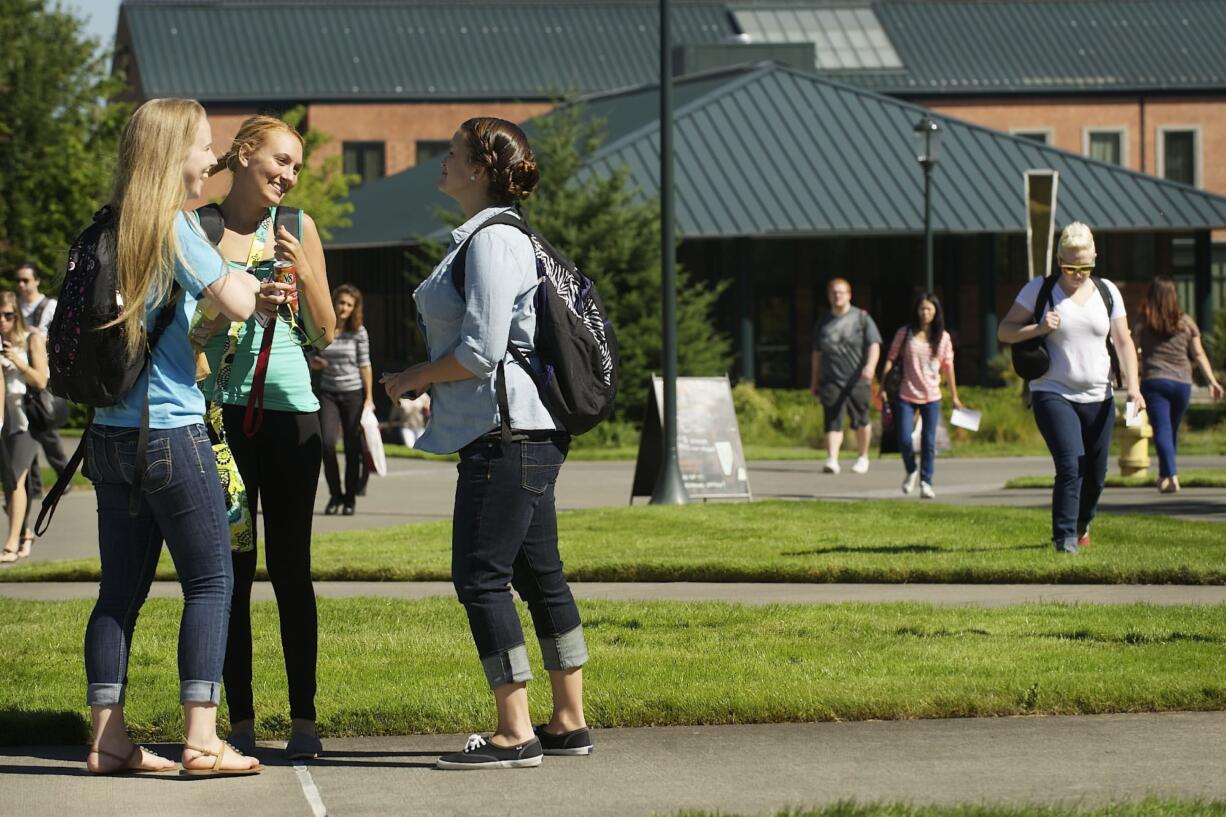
top-left (460, 117), bottom-right (540, 204)
top-left (332, 283), bottom-right (364, 333)
top-left (1139, 275), bottom-right (1184, 337)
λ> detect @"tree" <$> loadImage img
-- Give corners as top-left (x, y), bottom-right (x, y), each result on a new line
top-left (279, 106), bottom-right (357, 240)
top-left (409, 103), bottom-right (732, 423)
top-left (0, 0), bottom-right (130, 281)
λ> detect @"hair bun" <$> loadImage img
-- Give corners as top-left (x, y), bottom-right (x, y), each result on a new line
top-left (460, 117), bottom-right (540, 204)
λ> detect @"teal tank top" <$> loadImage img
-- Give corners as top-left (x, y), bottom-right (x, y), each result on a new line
top-left (200, 261), bottom-right (319, 413)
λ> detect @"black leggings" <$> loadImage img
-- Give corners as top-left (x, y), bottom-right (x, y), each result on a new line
top-left (318, 388), bottom-right (364, 502)
top-left (221, 405), bottom-right (322, 724)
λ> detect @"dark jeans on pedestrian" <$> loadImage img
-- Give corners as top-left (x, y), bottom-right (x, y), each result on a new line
top-left (452, 434), bottom-right (588, 689)
top-left (897, 399), bottom-right (941, 485)
top-left (221, 406), bottom-right (322, 723)
top-left (1031, 393), bottom-right (1114, 550)
top-left (1140, 378), bottom-right (1191, 479)
top-left (83, 423), bottom-right (233, 706)
top-left (318, 388), bottom-right (364, 502)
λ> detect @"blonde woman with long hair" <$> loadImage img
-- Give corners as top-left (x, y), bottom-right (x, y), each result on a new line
top-left (0, 291), bottom-right (48, 562)
top-left (82, 98), bottom-right (261, 776)
top-left (189, 115), bottom-right (335, 760)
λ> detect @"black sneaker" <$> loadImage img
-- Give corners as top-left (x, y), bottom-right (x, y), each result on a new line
top-left (436, 734), bottom-right (543, 770)
top-left (534, 724), bottom-right (594, 756)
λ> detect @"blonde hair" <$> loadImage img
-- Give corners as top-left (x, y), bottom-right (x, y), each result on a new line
top-left (209, 115), bottom-right (304, 178)
top-left (1058, 221), bottom-right (1096, 258)
top-left (0, 291), bottom-right (28, 349)
top-left (109, 98), bottom-right (206, 360)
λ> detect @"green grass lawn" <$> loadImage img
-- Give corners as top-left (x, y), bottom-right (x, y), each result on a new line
top-left (6, 501), bottom-right (1225, 585)
top-left (1006, 469), bottom-right (1226, 490)
top-left (678, 802), bottom-right (1226, 817)
top-left (2, 597), bottom-right (1223, 744)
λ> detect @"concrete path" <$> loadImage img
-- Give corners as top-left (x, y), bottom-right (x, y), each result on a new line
top-left (5, 712), bottom-right (1224, 817)
top-left (22, 455), bottom-right (1226, 565)
top-left (4, 580), bottom-right (1226, 606)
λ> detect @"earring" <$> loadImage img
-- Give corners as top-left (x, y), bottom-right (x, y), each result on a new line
top-left (470, 175), bottom-right (476, 181)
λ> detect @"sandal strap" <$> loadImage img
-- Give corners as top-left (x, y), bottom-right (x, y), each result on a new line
top-left (89, 744), bottom-right (142, 767)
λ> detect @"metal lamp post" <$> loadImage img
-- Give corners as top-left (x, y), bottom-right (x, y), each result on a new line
top-left (913, 116), bottom-right (941, 293)
top-left (650, 0), bottom-right (688, 505)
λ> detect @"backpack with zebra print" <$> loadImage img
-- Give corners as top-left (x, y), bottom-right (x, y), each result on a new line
top-left (452, 211), bottom-right (618, 436)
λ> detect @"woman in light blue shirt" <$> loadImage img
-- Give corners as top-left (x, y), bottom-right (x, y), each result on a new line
top-left (382, 118), bottom-right (591, 770)
top-left (81, 99), bottom-right (261, 776)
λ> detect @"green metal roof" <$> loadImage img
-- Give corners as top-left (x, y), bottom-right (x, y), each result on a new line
top-left (120, 0), bottom-right (1226, 101)
top-left (809, 0), bottom-right (1226, 95)
top-left (327, 62), bottom-right (1226, 248)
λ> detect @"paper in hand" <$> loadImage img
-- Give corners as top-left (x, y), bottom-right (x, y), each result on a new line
top-left (1125, 401), bottom-right (1142, 427)
top-left (950, 407), bottom-right (982, 432)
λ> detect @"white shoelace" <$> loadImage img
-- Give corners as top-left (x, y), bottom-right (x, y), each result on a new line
top-left (463, 734), bottom-right (487, 753)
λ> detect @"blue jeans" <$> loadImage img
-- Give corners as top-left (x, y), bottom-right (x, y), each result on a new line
top-left (1031, 394), bottom-right (1114, 550)
top-left (1140, 378), bottom-right (1192, 479)
top-left (83, 424), bottom-right (233, 706)
top-left (452, 435), bottom-right (588, 689)
top-left (897, 400), bottom-right (941, 485)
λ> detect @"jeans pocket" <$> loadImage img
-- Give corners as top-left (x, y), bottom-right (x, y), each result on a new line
top-left (116, 437), bottom-right (174, 494)
top-left (521, 440), bottom-right (564, 495)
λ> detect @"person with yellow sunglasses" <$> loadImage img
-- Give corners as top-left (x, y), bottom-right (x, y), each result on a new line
top-left (998, 222), bottom-right (1144, 554)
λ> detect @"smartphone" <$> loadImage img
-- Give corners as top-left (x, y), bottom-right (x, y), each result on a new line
top-left (381, 370), bottom-right (418, 400)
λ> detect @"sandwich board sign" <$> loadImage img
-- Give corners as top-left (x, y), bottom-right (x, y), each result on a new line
top-left (630, 376), bottom-right (751, 502)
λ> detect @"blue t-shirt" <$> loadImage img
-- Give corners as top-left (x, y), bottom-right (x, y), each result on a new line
top-left (95, 212), bottom-right (225, 428)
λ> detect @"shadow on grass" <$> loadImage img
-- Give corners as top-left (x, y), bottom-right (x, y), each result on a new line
top-left (0, 709), bottom-right (88, 747)
top-left (780, 543), bottom-right (1049, 557)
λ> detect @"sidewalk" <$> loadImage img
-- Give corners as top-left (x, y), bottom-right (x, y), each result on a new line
top-left (5, 713), bottom-right (1224, 817)
top-left (21, 455), bottom-right (1226, 565)
top-left (4, 580), bottom-right (1226, 606)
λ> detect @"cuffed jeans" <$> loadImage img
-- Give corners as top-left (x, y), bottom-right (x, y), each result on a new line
top-left (452, 435), bottom-right (589, 689)
top-left (897, 399), bottom-right (940, 485)
top-left (1140, 378), bottom-right (1191, 479)
top-left (83, 424), bottom-right (233, 706)
top-left (1031, 393), bottom-right (1114, 550)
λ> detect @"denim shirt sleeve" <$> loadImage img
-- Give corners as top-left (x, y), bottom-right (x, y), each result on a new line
top-left (453, 227), bottom-right (536, 377)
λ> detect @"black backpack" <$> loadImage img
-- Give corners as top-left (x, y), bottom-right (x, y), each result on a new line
top-left (37, 206), bottom-right (181, 534)
top-left (1012, 273), bottom-right (1122, 388)
top-left (452, 211), bottom-right (618, 441)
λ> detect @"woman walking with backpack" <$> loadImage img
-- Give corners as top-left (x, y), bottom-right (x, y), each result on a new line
top-left (0, 291), bottom-right (49, 562)
top-left (189, 115), bottom-right (336, 760)
top-left (880, 292), bottom-right (962, 500)
top-left (381, 118), bottom-right (591, 770)
top-left (998, 222), bottom-right (1143, 554)
top-left (79, 98), bottom-right (261, 775)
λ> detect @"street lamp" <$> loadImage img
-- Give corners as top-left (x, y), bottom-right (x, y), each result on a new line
top-left (913, 116), bottom-right (941, 293)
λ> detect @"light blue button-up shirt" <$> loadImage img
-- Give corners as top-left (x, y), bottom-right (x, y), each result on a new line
top-left (412, 206), bottom-right (560, 454)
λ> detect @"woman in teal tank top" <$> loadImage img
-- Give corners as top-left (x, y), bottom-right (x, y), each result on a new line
top-left (190, 115), bottom-right (336, 761)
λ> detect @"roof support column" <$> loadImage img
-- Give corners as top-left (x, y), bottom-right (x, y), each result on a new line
top-left (736, 238), bottom-right (754, 384)
top-left (1194, 230), bottom-right (1213, 333)
top-left (979, 234), bottom-right (999, 386)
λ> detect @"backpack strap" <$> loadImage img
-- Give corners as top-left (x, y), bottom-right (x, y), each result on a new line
top-left (29, 298), bottom-right (48, 333)
top-left (451, 210), bottom-right (532, 298)
top-left (1091, 275), bottom-right (1123, 389)
top-left (35, 284), bottom-right (181, 534)
top-left (195, 203), bottom-right (225, 245)
top-left (1033, 274), bottom-right (1059, 326)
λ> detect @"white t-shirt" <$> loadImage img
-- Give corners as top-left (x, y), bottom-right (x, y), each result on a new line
top-left (1014, 275), bottom-right (1125, 403)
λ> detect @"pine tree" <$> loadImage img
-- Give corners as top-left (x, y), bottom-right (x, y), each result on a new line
top-left (0, 0), bottom-right (129, 280)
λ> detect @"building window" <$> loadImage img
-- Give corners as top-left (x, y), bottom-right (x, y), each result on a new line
top-left (1085, 129), bottom-right (1124, 165)
top-left (343, 142), bottom-right (386, 186)
top-left (416, 140), bottom-right (450, 165)
top-left (1010, 129), bottom-right (1050, 145)
top-left (1160, 129), bottom-right (1199, 186)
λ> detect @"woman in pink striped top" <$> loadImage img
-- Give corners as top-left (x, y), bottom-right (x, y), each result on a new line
top-left (881, 293), bottom-right (963, 499)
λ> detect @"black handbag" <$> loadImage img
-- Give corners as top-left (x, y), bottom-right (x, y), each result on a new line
top-left (1010, 275), bottom-right (1059, 381)
top-left (882, 326), bottom-right (908, 400)
top-left (24, 388), bottom-right (69, 432)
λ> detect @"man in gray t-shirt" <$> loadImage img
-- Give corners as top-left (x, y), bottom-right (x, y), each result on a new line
top-left (809, 278), bottom-right (881, 474)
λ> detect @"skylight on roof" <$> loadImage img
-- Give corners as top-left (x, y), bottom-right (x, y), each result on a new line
top-left (731, 7), bottom-right (903, 70)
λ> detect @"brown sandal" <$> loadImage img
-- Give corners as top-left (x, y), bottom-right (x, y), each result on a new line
top-left (88, 744), bottom-right (175, 776)
top-left (180, 740), bottom-right (263, 777)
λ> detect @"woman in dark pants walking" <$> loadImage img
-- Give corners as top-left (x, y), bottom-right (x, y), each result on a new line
top-left (190, 115), bottom-right (336, 759)
top-left (382, 117), bottom-right (591, 770)
top-left (311, 284), bottom-right (373, 515)
top-left (1132, 276), bottom-right (1223, 493)
top-left (998, 222), bottom-right (1143, 554)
